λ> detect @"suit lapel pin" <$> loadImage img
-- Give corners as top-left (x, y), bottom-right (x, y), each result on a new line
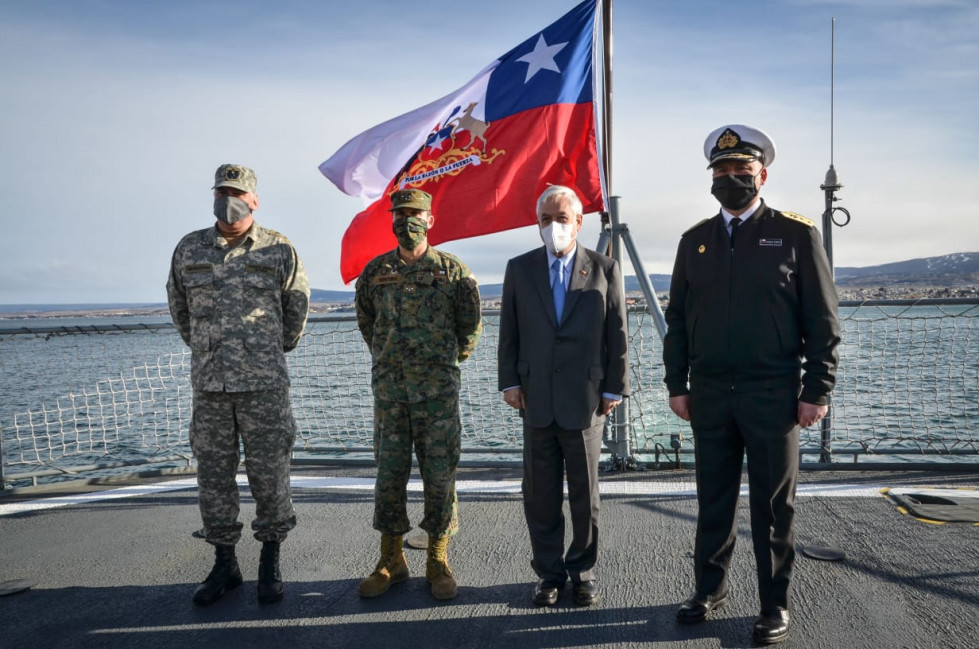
top-left (698, 245), bottom-right (706, 253)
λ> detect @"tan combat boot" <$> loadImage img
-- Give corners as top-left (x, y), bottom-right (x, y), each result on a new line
top-left (426, 535), bottom-right (457, 600)
top-left (358, 534), bottom-right (409, 598)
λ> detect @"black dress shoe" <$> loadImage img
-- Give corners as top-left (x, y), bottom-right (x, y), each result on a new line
top-left (533, 579), bottom-right (562, 606)
top-left (753, 609), bottom-right (790, 645)
top-left (572, 580), bottom-right (599, 607)
top-left (676, 591), bottom-right (729, 624)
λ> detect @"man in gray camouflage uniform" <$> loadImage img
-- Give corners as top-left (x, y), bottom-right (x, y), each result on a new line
top-left (167, 163), bottom-right (310, 606)
top-left (355, 188), bottom-right (482, 601)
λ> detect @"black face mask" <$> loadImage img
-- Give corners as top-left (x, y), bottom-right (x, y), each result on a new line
top-left (711, 174), bottom-right (759, 211)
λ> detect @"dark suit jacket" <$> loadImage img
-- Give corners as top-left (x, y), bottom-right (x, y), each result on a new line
top-left (498, 245), bottom-right (630, 430)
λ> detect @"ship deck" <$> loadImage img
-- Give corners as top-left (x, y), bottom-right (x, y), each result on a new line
top-left (1, 466), bottom-right (977, 649)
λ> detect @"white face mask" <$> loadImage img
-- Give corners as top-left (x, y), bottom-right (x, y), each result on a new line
top-left (540, 221), bottom-right (575, 255)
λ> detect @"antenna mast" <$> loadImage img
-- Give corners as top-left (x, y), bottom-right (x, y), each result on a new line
top-left (820, 16), bottom-right (850, 273)
top-left (818, 17), bottom-right (850, 465)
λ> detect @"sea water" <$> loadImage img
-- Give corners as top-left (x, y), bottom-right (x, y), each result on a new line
top-left (1, 307), bottom-right (977, 479)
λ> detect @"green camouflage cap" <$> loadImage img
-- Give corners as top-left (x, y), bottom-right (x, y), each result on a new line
top-left (212, 163), bottom-right (257, 193)
top-left (389, 188), bottom-right (432, 211)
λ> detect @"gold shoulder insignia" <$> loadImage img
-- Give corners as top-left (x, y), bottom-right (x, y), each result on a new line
top-left (779, 211), bottom-right (814, 227)
top-left (682, 218), bottom-right (711, 236)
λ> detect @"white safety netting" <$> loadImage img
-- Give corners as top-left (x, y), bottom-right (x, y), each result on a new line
top-left (2, 301), bottom-right (977, 485)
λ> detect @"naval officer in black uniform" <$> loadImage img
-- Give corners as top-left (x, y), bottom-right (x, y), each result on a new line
top-left (663, 124), bottom-right (841, 645)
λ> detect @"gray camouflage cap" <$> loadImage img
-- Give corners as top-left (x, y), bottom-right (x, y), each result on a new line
top-left (212, 163), bottom-right (258, 193)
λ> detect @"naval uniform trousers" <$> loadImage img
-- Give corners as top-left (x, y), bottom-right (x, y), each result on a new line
top-left (689, 382), bottom-right (800, 614)
top-left (372, 395), bottom-right (461, 538)
top-left (522, 420), bottom-right (603, 584)
top-left (190, 388), bottom-right (298, 546)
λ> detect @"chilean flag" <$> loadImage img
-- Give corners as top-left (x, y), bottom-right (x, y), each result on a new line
top-left (320, 0), bottom-right (606, 283)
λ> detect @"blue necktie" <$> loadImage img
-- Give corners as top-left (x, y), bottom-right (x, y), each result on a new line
top-left (551, 259), bottom-right (566, 324)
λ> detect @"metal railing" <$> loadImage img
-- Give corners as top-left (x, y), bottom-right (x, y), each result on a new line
top-left (2, 299), bottom-right (977, 488)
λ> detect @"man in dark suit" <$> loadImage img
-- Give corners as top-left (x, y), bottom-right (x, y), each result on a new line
top-left (498, 185), bottom-right (630, 607)
top-left (663, 124), bottom-right (840, 645)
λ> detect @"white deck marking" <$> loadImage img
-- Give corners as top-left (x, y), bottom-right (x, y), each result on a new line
top-left (0, 476), bottom-right (890, 517)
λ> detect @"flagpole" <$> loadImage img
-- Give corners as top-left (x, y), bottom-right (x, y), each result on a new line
top-left (599, 0), bottom-right (637, 470)
top-left (595, 0), bottom-right (670, 470)
top-left (595, 0), bottom-right (613, 257)
top-left (602, 0), bottom-right (613, 195)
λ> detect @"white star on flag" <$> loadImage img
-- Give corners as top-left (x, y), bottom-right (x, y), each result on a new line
top-left (516, 34), bottom-right (568, 83)
top-left (427, 131), bottom-right (448, 153)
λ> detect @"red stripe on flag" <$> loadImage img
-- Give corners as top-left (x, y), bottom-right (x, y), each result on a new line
top-left (340, 103), bottom-right (600, 282)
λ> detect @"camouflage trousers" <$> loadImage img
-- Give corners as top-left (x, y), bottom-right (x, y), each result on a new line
top-left (190, 389), bottom-right (297, 546)
top-left (373, 396), bottom-right (461, 538)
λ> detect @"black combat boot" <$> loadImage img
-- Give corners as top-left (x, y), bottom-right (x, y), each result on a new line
top-left (257, 541), bottom-right (284, 603)
top-left (193, 544), bottom-right (243, 605)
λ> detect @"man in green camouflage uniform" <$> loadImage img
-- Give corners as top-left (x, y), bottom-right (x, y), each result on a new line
top-left (355, 188), bottom-right (482, 601)
top-left (167, 163), bottom-right (310, 606)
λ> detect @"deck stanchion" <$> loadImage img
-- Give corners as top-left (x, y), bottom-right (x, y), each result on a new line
top-left (599, 195), bottom-right (669, 470)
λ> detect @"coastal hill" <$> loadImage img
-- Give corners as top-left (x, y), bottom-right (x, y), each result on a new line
top-left (834, 252), bottom-right (979, 288)
top-left (471, 251), bottom-right (979, 301)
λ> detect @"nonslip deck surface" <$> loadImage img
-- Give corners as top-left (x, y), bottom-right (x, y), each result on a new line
top-left (1, 467), bottom-right (976, 649)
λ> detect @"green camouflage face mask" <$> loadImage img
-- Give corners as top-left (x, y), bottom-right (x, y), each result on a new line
top-left (393, 216), bottom-right (428, 249)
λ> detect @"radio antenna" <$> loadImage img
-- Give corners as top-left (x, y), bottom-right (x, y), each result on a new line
top-left (820, 16), bottom-right (850, 272)
top-left (817, 17), bottom-right (850, 465)
top-left (830, 16), bottom-right (836, 167)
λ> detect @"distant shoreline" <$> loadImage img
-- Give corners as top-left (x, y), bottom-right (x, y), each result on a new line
top-left (2, 283), bottom-right (976, 321)
top-left (0, 302), bottom-right (359, 320)
top-left (4, 253), bottom-right (976, 318)
top-left (0, 306), bottom-right (172, 320)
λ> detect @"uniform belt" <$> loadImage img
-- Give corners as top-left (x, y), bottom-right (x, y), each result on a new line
top-left (690, 374), bottom-right (801, 393)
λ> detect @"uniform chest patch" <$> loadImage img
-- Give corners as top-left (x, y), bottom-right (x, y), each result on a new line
top-left (759, 238), bottom-right (783, 247)
top-left (374, 271), bottom-right (401, 285)
top-left (246, 264), bottom-right (276, 275)
top-left (419, 268), bottom-right (449, 286)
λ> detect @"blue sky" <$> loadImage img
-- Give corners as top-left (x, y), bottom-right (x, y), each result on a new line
top-left (1, 0), bottom-right (976, 303)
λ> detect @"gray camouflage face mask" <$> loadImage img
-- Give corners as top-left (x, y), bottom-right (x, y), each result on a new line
top-left (213, 195), bottom-right (252, 224)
